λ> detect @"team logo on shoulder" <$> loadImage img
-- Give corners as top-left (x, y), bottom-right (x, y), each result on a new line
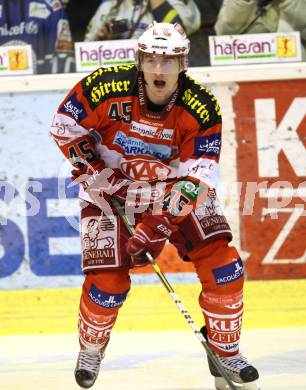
top-left (194, 134), bottom-right (221, 157)
top-left (59, 92), bottom-right (88, 123)
top-left (120, 158), bottom-right (172, 181)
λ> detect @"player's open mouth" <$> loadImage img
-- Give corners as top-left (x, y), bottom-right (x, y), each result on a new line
top-left (154, 80), bottom-right (166, 87)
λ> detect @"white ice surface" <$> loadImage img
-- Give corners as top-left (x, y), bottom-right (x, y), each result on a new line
top-left (0, 328), bottom-right (305, 390)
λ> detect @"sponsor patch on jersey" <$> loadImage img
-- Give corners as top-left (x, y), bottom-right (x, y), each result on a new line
top-left (212, 258), bottom-right (244, 285)
top-left (194, 134), bottom-right (221, 157)
top-left (82, 215), bottom-right (122, 269)
top-left (59, 92), bottom-right (88, 123)
top-left (130, 121), bottom-right (174, 141)
top-left (55, 19), bottom-right (72, 51)
top-left (188, 158), bottom-right (219, 188)
top-left (84, 65), bottom-right (134, 88)
top-left (90, 78), bottom-right (132, 105)
top-left (29, 2), bottom-right (51, 19)
top-left (120, 158), bottom-right (172, 181)
top-left (51, 113), bottom-right (86, 138)
top-left (182, 88), bottom-right (210, 125)
top-left (0, 21), bottom-right (39, 36)
top-left (88, 284), bottom-right (128, 308)
top-left (57, 19), bottom-right (72, 42)
top-left (46, 0), bottom-right (62, 11)
top-left (114, 131), bottom-right (172, 159)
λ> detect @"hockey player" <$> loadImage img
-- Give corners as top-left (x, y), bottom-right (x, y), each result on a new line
top-left (50, 22), bottom-right (260, 389)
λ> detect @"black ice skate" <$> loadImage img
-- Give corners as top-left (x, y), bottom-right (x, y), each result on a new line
top-left (74, 350), bottom-right (104, 389)
top-left (201, 327), bottom-right (260, 390)
top-left (208, 353), bottom-right (260, 390)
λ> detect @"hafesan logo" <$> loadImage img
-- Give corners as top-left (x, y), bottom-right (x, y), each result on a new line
top-left (209, 32), bottom-right (302, 65)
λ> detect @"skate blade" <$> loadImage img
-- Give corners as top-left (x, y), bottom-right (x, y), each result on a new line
top-left (215, 377), bottom-right (261, 390)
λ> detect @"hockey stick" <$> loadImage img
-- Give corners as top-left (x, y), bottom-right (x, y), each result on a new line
top-left (111, 197), bottom-right (241, 390)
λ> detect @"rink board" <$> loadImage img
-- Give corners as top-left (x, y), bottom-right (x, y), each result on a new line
top-left (1, 279), bottom-right (306, 336)
top-left (0, 63), bottom-right (305, 293)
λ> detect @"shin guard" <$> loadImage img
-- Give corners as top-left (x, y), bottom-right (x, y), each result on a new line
top-left (78, 269), bottom-right (130, 352)
top-left (190, 239), bottom-right (244, 357)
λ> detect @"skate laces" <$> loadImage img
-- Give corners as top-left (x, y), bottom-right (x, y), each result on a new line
top-left (77, 350), bottom-right (103, 373)
top-left (219, 353), bottom-right (251, 373)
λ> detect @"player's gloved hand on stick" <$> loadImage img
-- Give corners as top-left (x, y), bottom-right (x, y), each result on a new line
top-left (126, 212), bottom-right (178, 259)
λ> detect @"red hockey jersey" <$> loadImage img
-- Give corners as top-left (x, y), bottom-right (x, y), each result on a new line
top-left (50, 64), bottom-right (222, 203)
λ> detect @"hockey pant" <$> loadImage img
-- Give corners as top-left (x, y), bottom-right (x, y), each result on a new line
top-left (78, 238), bottom-right (244, 357)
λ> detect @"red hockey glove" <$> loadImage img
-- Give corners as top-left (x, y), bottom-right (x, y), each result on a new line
top-left (126, 212), bottom-right (178, 259)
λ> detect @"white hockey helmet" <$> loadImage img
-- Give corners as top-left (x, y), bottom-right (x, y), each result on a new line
top-left (137, 21), bottom-right (190, 72)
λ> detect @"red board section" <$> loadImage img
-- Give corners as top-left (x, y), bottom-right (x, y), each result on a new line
top-left (233, 80), bottom-right (306, 279)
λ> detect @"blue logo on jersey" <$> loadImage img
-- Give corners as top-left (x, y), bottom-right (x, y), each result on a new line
top-left (194, 133), bottom-right (221, 157)
top-left (213, 258), bottom-right (244, 285)
top-left (114, 131), bottom-right (172, 159)
top-left (88, 284), bottom-right (129, 308)
top-left (59, 92), bottom-right (88, 123)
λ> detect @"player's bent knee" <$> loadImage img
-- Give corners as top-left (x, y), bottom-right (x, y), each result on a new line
top-left (82, 269), bottom-right (131, 315)
top-left (192, 239), bottom-right (245, 297)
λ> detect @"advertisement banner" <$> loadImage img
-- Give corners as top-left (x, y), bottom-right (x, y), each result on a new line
top-left (0, 45), bottom-right (33, 76)
top-left (209, 32), bottom-right (302, 66)
top-left (74, 39), bottom-right (137, 72)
